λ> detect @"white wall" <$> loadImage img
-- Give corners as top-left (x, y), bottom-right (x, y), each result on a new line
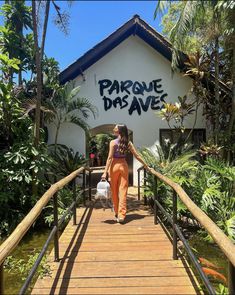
top-left (47, 35), bottom-right (205, 185)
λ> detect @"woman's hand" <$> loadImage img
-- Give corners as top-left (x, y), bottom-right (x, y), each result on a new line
top-left (101, 172), bottom-right (107, 180)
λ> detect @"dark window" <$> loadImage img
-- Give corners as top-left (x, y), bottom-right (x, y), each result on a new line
top-left (160, 129), bottom-right (206, 148)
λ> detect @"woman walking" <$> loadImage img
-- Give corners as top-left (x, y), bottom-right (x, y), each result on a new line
top-left (101, 124), bottom-right (151, 224)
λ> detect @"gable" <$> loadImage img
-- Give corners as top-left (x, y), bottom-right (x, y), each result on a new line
top-left (59, 14), bottom-right (230, 96)
top-left (59, 15), bottom-right (178, 84)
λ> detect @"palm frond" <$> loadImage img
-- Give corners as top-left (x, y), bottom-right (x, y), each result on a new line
top-left (21, 98), bottom-right (56, 121)
top-left (68, 115), bottom-right (90, 133)
top-left (169, 1), bottom-right (203, 70)
top-left (67, 98), bottom-right (98, 119)
top-left (154, 1), bottom-right (170, 19)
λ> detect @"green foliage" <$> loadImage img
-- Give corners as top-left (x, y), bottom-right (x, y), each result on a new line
top-left (140, 140), bottom-right (235, 241)
top-left (0, 0), bottom-right (33, 83)
top-left (140, 141), bottom-right (198, 217)
top-left (90, 133), bottom-right (115, 163)
top-left (0, 81), bottom-right (25, 147)
top-left (47, 80), bottom-right (98, 151)
top-left (49, 144), bottom-right (87, 180)
top-left (44, 186), bottom-right (82, 227)
top-left (191, 157), bottom-right (235, 241)
top-left (160, 1), bottom-right (203, 54)
top-left (4, 250), bottom-right (51, 280)
top-left (0, 1), bottom-right (83, 240)
top-left (0, 139), bottom-right (53, 236)
top-left (154, 0), bottom-right (234, 159)
top-left (217, 283), bottom-right (229, 295)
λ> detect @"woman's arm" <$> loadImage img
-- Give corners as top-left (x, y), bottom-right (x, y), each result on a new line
top-left (128, 141), bottom-right (151, 171)
top-left (101, 140), bottom-right (115, 179)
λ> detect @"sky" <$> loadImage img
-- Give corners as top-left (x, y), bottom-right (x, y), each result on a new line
top-left (43, 1), bottom-right (163, 71)
top-left (0, 1), bottom-right (163, 72)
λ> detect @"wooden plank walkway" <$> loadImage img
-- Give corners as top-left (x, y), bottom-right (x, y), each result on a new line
top-left (31, 194), bottom-right (202, 295)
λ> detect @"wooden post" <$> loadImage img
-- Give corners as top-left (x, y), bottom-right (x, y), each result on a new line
top-left (73, 178), bottom-right (77, 225)
top-left (173, 191), bottom-right (178, 260)
top-left (154, 179), bottom-right (158, 225)
top-left (53, 193), bottom-right (59, 262)
top-left (89, 169), bottom-right (92, 201)
top-left (0, 262), bottom-right (4, 295)
top-left (137, 169), bottom-right (140, 201)
top-left (83, 170), bottom-right (86, 206)
top-left (228, 260), bottom-right (235, 295)
top-left (143, 169), bottom-right (147, 205)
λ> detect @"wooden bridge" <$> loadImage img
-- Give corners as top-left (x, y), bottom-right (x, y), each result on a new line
top-left (0, 166), bottom-right (235, 295)
top-left (31, 194), bottom-right (201, 295)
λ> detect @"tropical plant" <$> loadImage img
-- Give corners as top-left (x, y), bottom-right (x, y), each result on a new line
top-left (31, 0), bottom-right (73, 147)
top-left (159, 95), bottom-right (195, 126)
top-left (139, 141), bottom-right (197, 218)
top-left (140, 139), bottom-right (235, 240)
top-left (44, 186), bottom-right (82, 227)
top-left (0, 0), bottom-right (32, 84)
top-left (217, 0), bottom-right (235, 162)
top-left (154, 0), bottom-right (234, 161)
top-left (91, 133), bottom-right (115, 165)
top-left (47, 80), bottom-right (98, 152)
top-left (0, 137), bottom-right (53, 236)
top-left (190, 157), bottom-right (235, 241)
top-left (158, 95), bottom-right (198, 148)
top-left (4, 250), bottom-right (51, 280)
top-left (48, 144), bottom-right (87, 181)
top-left (199, 141), bottom-right (223, 158)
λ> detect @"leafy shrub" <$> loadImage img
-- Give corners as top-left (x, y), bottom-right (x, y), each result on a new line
top-left (48, 144), bottom-right (87, 181)
top-left (44, 186), bottom-right (82, 227)
top-left (0, 140), bottom-right (53, 236)
top-left (140, 142), bottom-right (235, 242)
top-left (4, 250), bottom-right (51, 280)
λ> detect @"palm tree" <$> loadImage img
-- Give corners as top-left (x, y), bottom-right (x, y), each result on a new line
top-left (32, 0), bottom-right (73, 147)
top-left (217, 0), bottom-right (235, 161)
top-left (49, 80), bottom-right (98, 152)
top-left (154, 1), bottom-right (226, 144)
top-left (22, 80), bottom-right (98, 152)
top-left (1, 0), bottom-right (32, 84)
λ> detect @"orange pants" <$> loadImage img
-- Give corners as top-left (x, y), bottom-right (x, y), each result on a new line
top-left (109, 158), bottom-right (129, 219)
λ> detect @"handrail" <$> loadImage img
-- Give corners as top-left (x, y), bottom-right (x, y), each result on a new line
top-left (0, 166), bottom-right (85, 266)
top-left (138, 164), bottom-right (235, 294)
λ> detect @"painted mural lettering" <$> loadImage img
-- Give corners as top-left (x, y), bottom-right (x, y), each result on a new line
top-left (98, 79), bottom-right (168, 115)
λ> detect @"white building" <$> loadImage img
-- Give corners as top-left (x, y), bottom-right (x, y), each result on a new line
top-left (47, 15), bottom-right (208, 185)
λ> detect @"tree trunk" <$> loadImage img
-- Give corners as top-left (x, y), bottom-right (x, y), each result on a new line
top-left (227, 42), bottom-right (235, 163)
top-left (18, 67), bottom-right (22, 86)
top-left (54, 122), bottom-right (60, 153)
top-left (32, 0), bottom-right (42, 147)
top-left (214, 35), bottom-right (220, 144)
top-left (32, 0), bottom-right (50, 147)
top-left (31, 0), bottom-right (50, 196)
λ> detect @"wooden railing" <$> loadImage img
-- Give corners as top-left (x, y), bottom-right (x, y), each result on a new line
top-left (1, 164), bottom-right (234, 294)
top-left (137, 165), bottom-right (235, 295)
top-left (0, 165), bottom-right (100, 295)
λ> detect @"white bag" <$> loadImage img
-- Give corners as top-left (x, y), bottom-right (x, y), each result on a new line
top-left (95, 179), bottom-right (113, 210)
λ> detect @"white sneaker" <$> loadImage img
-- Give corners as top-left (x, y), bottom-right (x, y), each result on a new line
top-left (117, 217), bottom-right (125, 224)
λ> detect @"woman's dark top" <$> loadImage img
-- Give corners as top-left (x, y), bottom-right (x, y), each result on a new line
top-left (113, 138), bottom-right (127, 158)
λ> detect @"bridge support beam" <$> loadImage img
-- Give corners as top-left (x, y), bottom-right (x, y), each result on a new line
top-left (137, 170), bottom-right (140, 201)
top-left (89, 170), bottom-right (92, 201)
top-left (83, 170), bottom-right (86, 206)
top-left (0, 262), bottom-right (4, 295)
top-left (228, 261), bottom-right (235, 295)
top-left (143, 169), bottom-right (147, 205)
top-left (73, 179), bottom-right (77, 225)
top-left (173, 191), bottom-right (178, 260)
top-left (53, 193), bottom-right (59, 262)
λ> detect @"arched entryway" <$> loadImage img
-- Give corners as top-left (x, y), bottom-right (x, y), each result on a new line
top-left (86, 124), bottom-right (133, 186)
